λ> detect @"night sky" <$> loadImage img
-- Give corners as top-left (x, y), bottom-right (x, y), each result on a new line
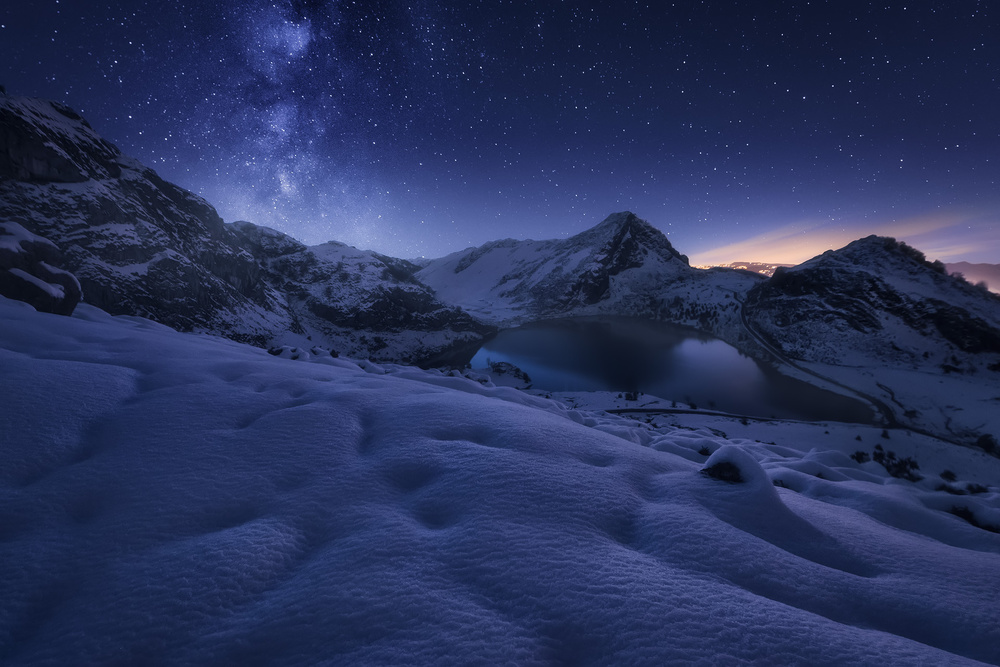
top-left (3, 1), bottom-right (999, 264)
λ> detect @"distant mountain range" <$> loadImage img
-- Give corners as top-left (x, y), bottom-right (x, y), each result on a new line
top-left (2, 94), bottom-right (999, 444)
top-left (946, 261), bottom-right (1000, 293)
top-left (697, 261), bottom-right (793, 277)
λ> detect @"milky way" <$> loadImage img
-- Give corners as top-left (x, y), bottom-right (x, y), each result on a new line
top-left (3, 1), bottom-right (999, 262)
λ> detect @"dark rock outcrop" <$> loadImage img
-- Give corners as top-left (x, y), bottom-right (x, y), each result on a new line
top-left (745, 236), bottom-right (1000, 363)
top-left (0, 221), bottom-right (82, 315)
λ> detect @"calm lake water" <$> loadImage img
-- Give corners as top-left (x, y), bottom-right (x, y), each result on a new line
top-left (468, 317), bottom-right (874, 423)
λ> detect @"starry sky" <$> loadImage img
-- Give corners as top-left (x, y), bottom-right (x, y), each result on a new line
top-left (3, 1), bottom-right (999, 264)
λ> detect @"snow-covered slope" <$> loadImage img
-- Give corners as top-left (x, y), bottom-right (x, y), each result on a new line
top-left (418, 211), bottom-right (763, 337)
top-left (230, 222), bottom-right (493, 364)
top-left (0, 95), bottom-right (490, 363)
top-left (746, 236), bottom-right (1000, 443)
top-left (2, 296), bottom-right (999, 664)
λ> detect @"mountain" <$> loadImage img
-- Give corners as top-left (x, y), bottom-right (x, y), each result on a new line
top-left (0, 95), bottom-right (488, 363)
top-left (948, 261), bottom-right (1000, 294)
top-left (229, 222), bottom-right (492, 363)
top-left (418, 211), bottom-right (763, 337)
top-left (745, 236), bottom-right (1000, 441)
top-left (747, 236), bottom-right (1000, 363)
top-left (0, 95), bottom-right (284, 342)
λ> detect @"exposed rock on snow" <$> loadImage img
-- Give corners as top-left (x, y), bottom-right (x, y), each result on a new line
top-left (747, 236), bottom-right (1000, 363)
top-left (0, 221), bottom-right (81, 315)
top-left (1, 95), bottom-right (287, 344)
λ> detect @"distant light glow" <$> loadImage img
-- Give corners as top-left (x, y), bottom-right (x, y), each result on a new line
top-left (690, 210), bottom-right (1000, 266)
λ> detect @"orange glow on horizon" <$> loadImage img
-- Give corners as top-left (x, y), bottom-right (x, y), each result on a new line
top-left (688, 210), bottom-right (999, 267)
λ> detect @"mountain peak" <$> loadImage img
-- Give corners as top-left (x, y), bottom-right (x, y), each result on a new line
top-left (570, 212), bottom-right (688, 266)
top-left (803, 235), bottom-right (947, 278)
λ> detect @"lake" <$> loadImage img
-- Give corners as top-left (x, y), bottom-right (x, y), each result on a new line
top-left (466, 317), bottom-right (874, 423)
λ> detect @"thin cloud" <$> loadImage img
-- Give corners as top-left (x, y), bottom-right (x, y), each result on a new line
top-left (691, 209), bottom-right (1000, 266)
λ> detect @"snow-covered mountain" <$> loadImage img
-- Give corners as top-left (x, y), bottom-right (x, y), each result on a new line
top-left (418, 211), bottom-right (763, 336)
top-left (229, 221), bottom-right (492, 364)
top-left (419, 220), bottom-right (1000, 444)
top-left (3, 295), bottom-right (1000, 664)
top-left (0, 95), bottom-right (487, 363)
top-left (746, 236), bottom-right (1000, 442)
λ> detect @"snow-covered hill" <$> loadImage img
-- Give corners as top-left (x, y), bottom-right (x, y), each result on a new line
top-left (2, 295), bottom-right (999, 664)
top-left (746, 236), bottom-right (1000, 443)
top-left (0, 95), bottom-right (488, 363)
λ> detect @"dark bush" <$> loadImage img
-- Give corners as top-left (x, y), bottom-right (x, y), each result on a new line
top-left (850, 451), bottom-right (871, 464)
top-left (871, 445), bottom-right (922, 481)
top-left (975, 433), bottom-right (997, 454)
top-left (940, 470), bottom-right (957, 482)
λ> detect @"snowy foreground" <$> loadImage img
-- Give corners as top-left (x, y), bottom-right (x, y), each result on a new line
top-left (2, 297), bottom-right (999, 665)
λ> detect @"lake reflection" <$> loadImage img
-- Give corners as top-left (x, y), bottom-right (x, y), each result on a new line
top-left (469, 318), bottom-right (874, 423)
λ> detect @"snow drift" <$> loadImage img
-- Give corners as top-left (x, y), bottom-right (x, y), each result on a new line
top-left (2, 296), bottom-right (999, 664)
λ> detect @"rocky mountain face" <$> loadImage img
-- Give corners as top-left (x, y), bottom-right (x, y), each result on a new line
top-left (0, 95), bottom-right (287, 344)
top-left (0, 95), bottom-right (488, 362)
top-left (228, 222), bottom-right (492, 363)
top-left (0, 221), bottom-right (82, 315)
top-left (741, 236), bottom-right (1000, 443)
top-left (745, 236), bottom-right (1000, 368)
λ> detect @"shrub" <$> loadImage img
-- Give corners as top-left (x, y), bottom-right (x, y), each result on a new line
top-left (871, 445), bottom-right (922, 481)
top-left (975, 433), bottom-right (997, 454)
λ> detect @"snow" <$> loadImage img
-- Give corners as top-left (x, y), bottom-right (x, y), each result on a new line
top-left (0, 221), bottom-right (58, 253)
top-left (6, 268), bottom-right (65, 298)
top-left (1, 296), bottom-right (999, 664)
